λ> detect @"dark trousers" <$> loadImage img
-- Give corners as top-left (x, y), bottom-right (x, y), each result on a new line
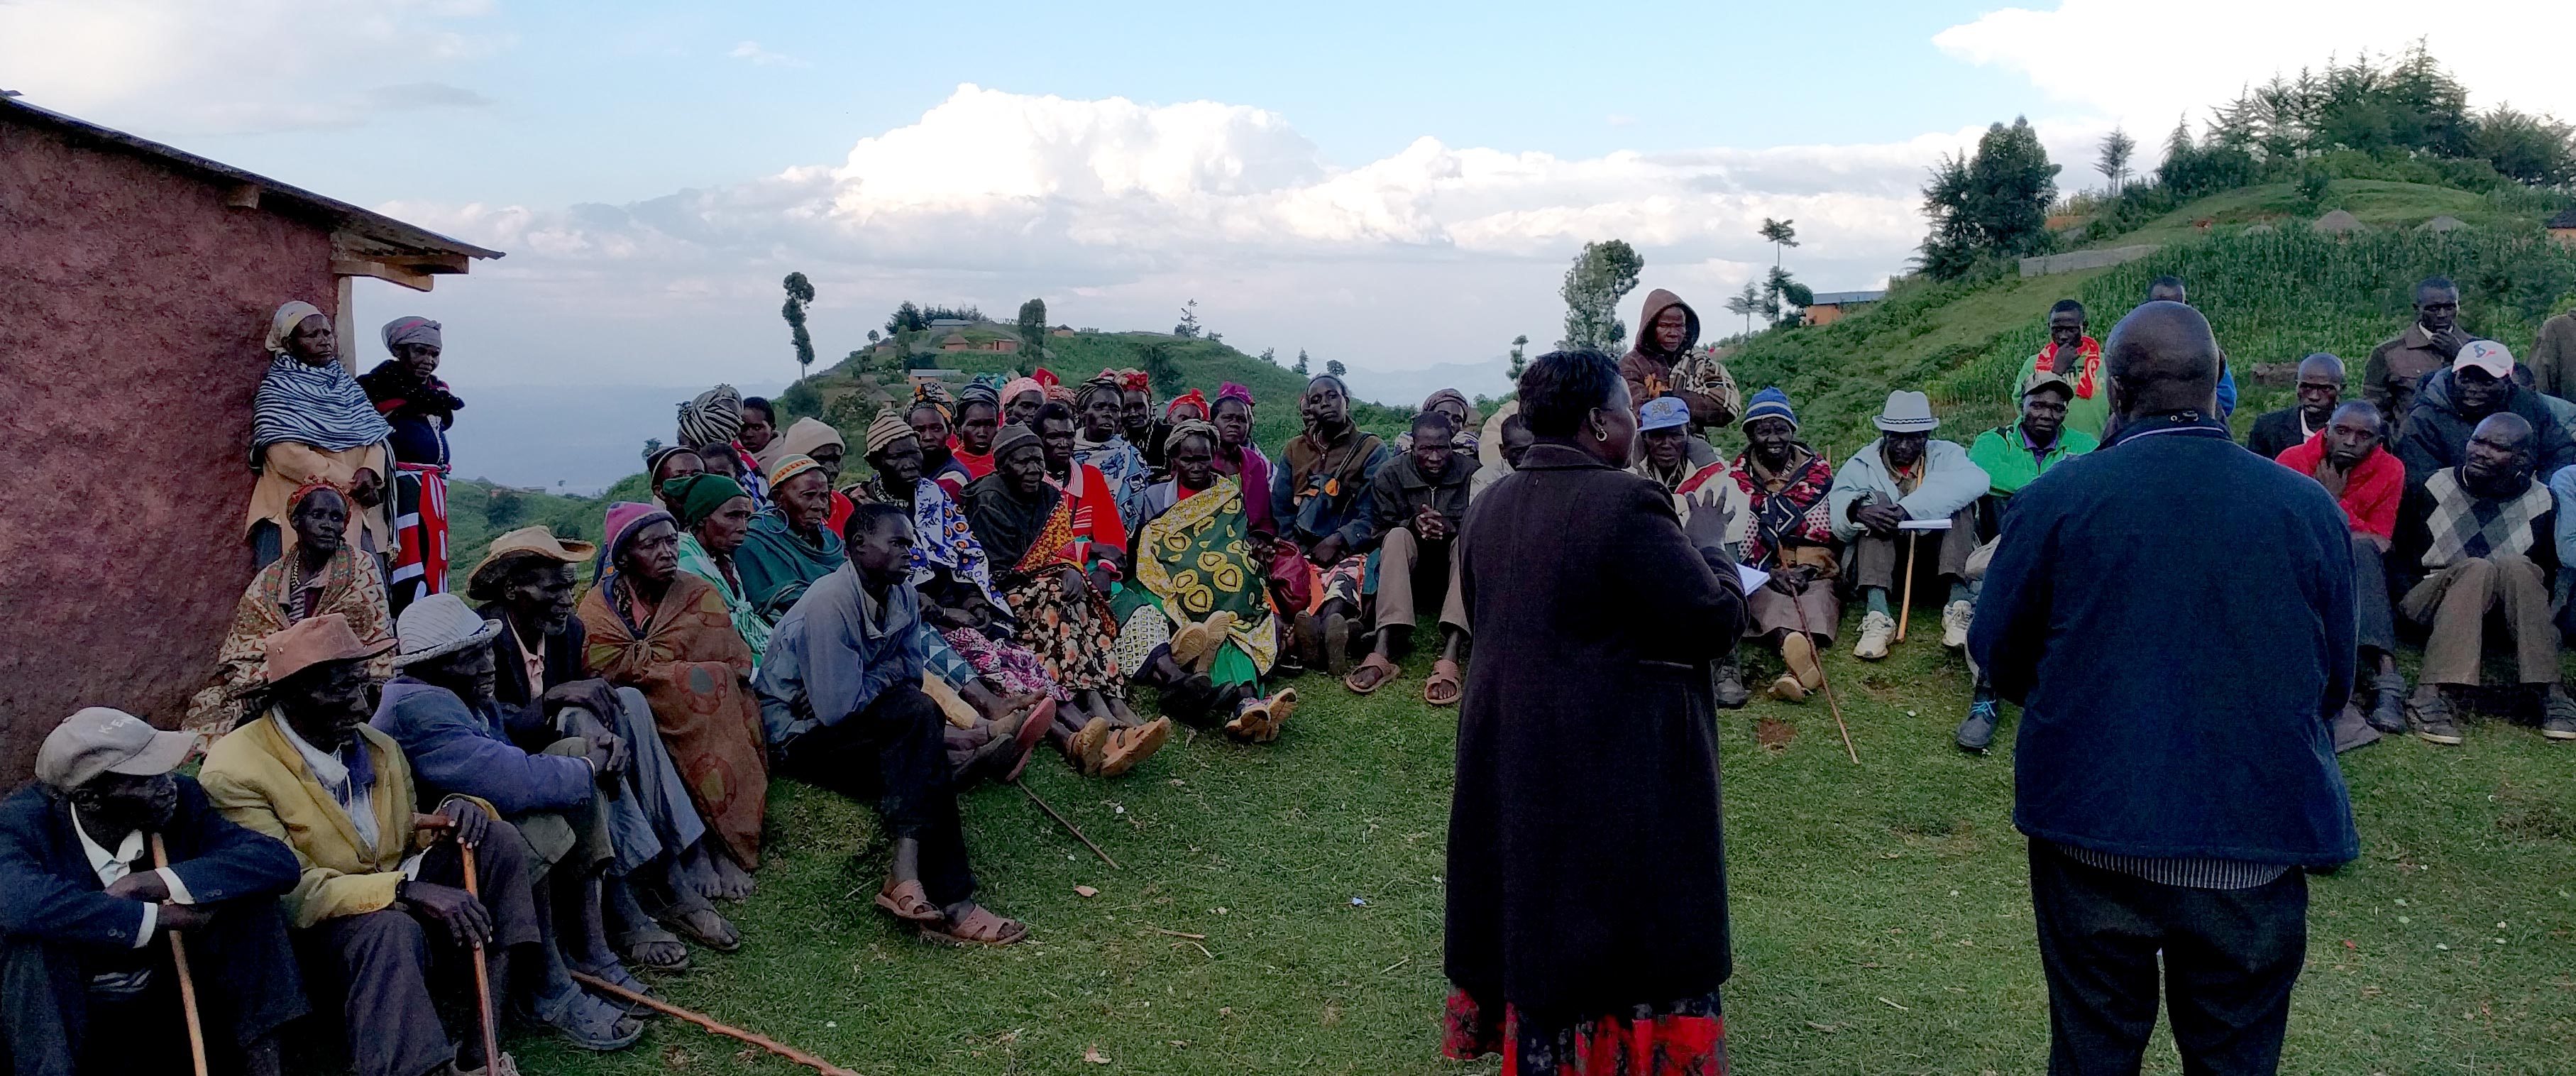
top-left (292, 819), bottom-right (541, 1076)
top-left (2350, 534), bottom-right (2396, 657)
top-left (1, 899), bottom-right (307, 1076)
top-left (777, 684), bottom-right (977, 907)
top-left (2030, 843), bottom-right (2308, 1076)
top-left (1849, 506), bottom-right (1980, 593)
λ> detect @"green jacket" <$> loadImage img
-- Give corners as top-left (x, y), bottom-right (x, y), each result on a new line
top-left (1968, 423), bottom-right (2098, 498)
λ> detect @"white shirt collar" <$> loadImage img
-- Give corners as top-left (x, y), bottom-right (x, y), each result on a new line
top-left (70, 805), bottom-right (144, 886)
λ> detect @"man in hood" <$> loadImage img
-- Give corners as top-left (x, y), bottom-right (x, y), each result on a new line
top-left (1618, 289), bottom-right (1739, 463)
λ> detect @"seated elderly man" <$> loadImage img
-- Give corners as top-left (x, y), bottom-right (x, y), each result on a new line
top-left (2247, 353), bottom-right (2346, 461)
top-left (2277, 402), bottom-right (2410, 742)
top-left (1729, 388), bottom-right (1842, 703)
top-left (2391, 412), bottom-right (2571, 745)
top-left (373, 593), bottom-right (644, 1050)
top-left (202, 613), bottom-right (542, 1076)
top-left (1956, 370), bottom-right (2096, 750)
top-left (757, 501), bottom-right (1030, 946)
top-left (1828, 390), bottom-right (1990, 661)
top-left (1343, 410), bottom-right (1477, 706)
top-left (2397, 341), bottom-right (2576, 487)
top-left (1, 708), bottom-right (305, 1076)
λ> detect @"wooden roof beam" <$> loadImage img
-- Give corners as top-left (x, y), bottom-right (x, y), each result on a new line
top-left (331, 256), bottom-right (434, 292)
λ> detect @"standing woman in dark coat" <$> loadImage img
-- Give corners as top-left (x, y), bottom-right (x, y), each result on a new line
top-left (1445, 348), bottom-right (1749, 1075)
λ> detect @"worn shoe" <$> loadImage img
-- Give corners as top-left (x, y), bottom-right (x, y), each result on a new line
top-left (1768, 673), bottom-right (1807, 702)
top-left (1712, 657), bottom-right (1751, 709)
top-left (1780, 631), bottom-right (1824, 692)
top-left (2365, 671), bottom-right (2409, 734)
top-left (1954, 697), bottom-right (2001, 752)
top-left (1069, 717), bottom-right (1113, 773)
top-left (1853, 610), bottom-right (1896, 661)
top-left (2410, 689), bottom-right (2464, 746)
top-left (1097, 718), bottom-right (1172, 777)
top-left (1941, 600), bottom-right (1974, 649)
top-left (2543, 686), bottom-right (2576, 740)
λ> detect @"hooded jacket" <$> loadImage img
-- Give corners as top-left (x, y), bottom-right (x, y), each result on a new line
top-left (1619, 290), bottom-right (1741, 431)
top-left (1825, 437), bottom-right (1991, 542)
top-left (2394, 368), bottom-right (2576, 488)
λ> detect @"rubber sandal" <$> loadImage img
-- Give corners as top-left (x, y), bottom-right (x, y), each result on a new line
top-left (1424, 658), bottom-right (1463, 707)
top-left (874, 879), bottom-right (944, 923)
top-left (654, 905), bottom-right (742, 953)
top-left (573, 960), bottom-right (658, 1015)
top-left (1003, 698), bottom-right (1056, 782)
top-left (1098, 718), bottom-right (1172, 777)
top-left (920, 904), bottom-right (1028, 947)
top-left (1069, 717), bottom-right (1111, 774)
top-left (1263, 687), bottom-right (1297, 741)
top-left (1167, 622), bottom-right (1216, 671)
top-left (1343, 653), bottom-right (1399, 696)
top-left (1187, 613), bottom-right (1236, 674)
top-left (549, 989), bottom-right (646, 1051)
top-left (1224, 698), bottom-right (1272, 740)
top-left (611, 923), bottom-right (690, 972)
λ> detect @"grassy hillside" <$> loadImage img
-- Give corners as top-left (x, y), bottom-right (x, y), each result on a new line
top-left (1724, 180), bottom-right (2576, 461)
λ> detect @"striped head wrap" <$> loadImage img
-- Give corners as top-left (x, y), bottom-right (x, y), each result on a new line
top-left (1165, 418), bottom-right (1219, 454)
top-left (380, 316), bottom-right (441, 353)
top-left (766, 454), bottom-right (824, 490)
top-left (864, 410), bottom-right (916, 456)
top-left (1076, 372), bottom-right (1124, 409)
top-left (909, 380), bottom-right (956, 422)
top-left (253, 301), bottom-right (392, 459)
top-left (1000, 377), bottom-right (1043, 408)
top-left (676, 385), bottom-right (744, 448)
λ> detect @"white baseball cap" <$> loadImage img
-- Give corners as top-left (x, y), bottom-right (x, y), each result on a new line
top-left (2454, 339), bottom-right (2514, 379)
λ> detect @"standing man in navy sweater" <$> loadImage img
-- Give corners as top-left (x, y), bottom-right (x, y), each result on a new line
top-left (1971, 302), bottom-right (2358, 1075)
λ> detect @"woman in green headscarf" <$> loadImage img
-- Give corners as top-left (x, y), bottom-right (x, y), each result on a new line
top-left (735, 454), bottom-right (846, 621)
top-left (661, 472), bottom-right (769, 657)
top-left (1109, 419), bottom-right (1295, 741)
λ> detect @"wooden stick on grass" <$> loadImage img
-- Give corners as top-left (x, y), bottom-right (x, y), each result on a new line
top-left (148, 835), bottom-right (210, 1076)
top-left (1015, 779), bottom-right (1120, 869)
top-left (570, 972), bottom-right (861, 1076)
top-left (1794, 597), bottom-right (1861, 764)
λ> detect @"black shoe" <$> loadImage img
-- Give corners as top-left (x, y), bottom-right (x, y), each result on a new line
top-left (1712, 658), bottom-right (1751, 710)
top-left (2411, 689), bottom-right (2464, 746)
top-left (2366, 672), bottom-right (2409, 734)
top-left (2543, 686), bottom-right (2576, 741)
top-left (1954, 697), bottom-right (2001, 752)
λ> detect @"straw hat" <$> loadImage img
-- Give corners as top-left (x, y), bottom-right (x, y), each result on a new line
top-left (464, 526), bottom-right (598, 601)
top-left (391, 593), bottom-right (505, 669)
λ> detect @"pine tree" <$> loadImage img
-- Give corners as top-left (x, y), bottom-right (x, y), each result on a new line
top-left (1556, 239), bottom-right (1644, 352)
top-left (1506, 334), bottom-right (1530, 380)
top-left (2094, 126), bottom-right (2135, 192)
top-left (1294, 348), bottom-right (1311, 376)
top-left (781, 273), bottom-right (816, 383)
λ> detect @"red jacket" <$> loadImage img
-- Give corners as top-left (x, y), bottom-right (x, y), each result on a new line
top-left (2274, 432), bottom-right (2401, 541)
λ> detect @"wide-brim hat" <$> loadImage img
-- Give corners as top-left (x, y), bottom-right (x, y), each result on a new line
top-left (263, 613), bottom-right (393, 684)
top-left (391, 593), bottom-right (506, 669)
top-left (464, 525), bottom-right (598, 601)
top-left (1873, 390), bottom-right (1941, 433)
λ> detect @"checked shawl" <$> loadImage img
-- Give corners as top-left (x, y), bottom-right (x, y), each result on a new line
top-left (2421, 467), bottom-right (2553, 569)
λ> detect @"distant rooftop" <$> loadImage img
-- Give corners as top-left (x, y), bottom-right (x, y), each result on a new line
top-left (1807, 290), bottom-right (1888, 306)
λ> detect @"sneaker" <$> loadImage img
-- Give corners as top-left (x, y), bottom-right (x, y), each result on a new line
top-left (2365, 672), bottom-right (2409, 734)
top-left (1768, 673), bottom-right (1807, 703)
top-left (1853, 610), bottom-right (1896, 661)
top-left (1954, 698), bottom-right (2000, 752)
top-left (1712, 658), bottom-right (1751, 709)
top-left (2411, 690), bottom-right (2464, 746)
top-left (1941, 600), bottom-right (1974, 649)
top-left (2543, 686), bottom-right (2576, 741)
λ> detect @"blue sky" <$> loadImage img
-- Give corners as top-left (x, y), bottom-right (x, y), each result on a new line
top-left (4, 0), bottom-right (2566, 474)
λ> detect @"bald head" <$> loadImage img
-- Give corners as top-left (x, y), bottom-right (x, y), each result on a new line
top-left (2464, 411), bottom-right (2535, 489)
top-left (2297, 353), bottom-right (2344, 381)
top-left (2103, 301), bottom-right (2220, 417)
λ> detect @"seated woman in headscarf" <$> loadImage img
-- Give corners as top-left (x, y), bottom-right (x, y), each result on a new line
top-left (905, 383), bottom-right (974, 494)
top-left (1073, 371), bottom-right (1153, 532)
top-left (245, 302), bottom-right (392, 567)
top-left (1209, 383), bottom-right (1277, 540)
top-left (646, 445), bottom-right (705, 519)
top-left (578, 503), bottom-right (768, 905)
top-left (661, 473), bottom-right (769, 658)
top-left (676, 384), bottom-right (770, 513)
top-left (766, 417), bottom-right (856, 537)
top-left (736, 455), bottom-right (845, 622)
top-left (1148, 388), bottom-right (1211, 481)
top-left (359, 315), bottom-right (464, 613)
top-left (1394, 388), bottom-right (1482, 457)
top-left (1110, 420), bottom-right (1299, 741)
top-left (187, 484), bottom-right (396, 737)
top-left (964, 424), bottom-right (1172, 778)
top-left (1117, 369), bottom-right (1161, 468)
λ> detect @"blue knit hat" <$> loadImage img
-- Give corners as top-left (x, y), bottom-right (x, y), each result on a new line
top-left (1742, 386), bottom-right (1797, 430)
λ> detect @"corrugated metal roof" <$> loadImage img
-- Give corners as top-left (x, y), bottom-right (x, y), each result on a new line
top-left (1807, 290), bottom-right (1887, 306)
top-left (2, 96), bottom-right (502, 265)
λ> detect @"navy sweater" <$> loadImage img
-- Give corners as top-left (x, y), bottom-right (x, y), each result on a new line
top-left (1969, 414), bottom-right (2360, 867)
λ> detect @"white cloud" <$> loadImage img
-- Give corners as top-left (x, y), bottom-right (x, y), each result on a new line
top-left (725, 41), bottom-right (808, 69)
top-left (1935, 1), bottom-right (2576, 138)
top-left (0, 0), bottom-right (506, 133)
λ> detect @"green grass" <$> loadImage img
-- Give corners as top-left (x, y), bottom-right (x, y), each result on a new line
top-left (489, 618), bottom-right (2575, 1076)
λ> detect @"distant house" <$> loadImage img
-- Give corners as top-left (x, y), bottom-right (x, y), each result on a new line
top-left (0, 96), bottom-right (500, 783)
top-left (984, 339), bottom-right (1020, 353)
top-left (1050, 326), bottom-right (1076, 338)
top-left (2549, 208), bottom-right (2576, 247)
top-left (940, 333), bottom-right (973, 351)
top-left (928, 318), bottom-right (973, 330)
top-left (908, 369), bottom-right (965, 390)
top-left (1802, 290), bottom-right (1887, 327)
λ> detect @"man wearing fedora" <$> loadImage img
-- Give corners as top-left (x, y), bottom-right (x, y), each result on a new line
top-left (373, 592), bottom-right (646, 1051)
top-left (1, 708), bottom-right (308, 1076)
top-left (1826, 390), bottom-right (1990, 661)
top-left (200, 613), bottom-right (539, 1076)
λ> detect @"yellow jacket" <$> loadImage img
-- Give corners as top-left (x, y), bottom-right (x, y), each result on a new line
top-left (199, 715), bottom-right (475, 928)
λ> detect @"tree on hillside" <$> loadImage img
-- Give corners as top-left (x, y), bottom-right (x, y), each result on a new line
top-left (1016, 298), bottom-right (1047, 357)
top-left (1724, 283), bottom-right (1761, 335)
top-left (1557, 239), bottom-right (1644, 353)
top-left (1917, 116), bottom-right (2060, 280)
top-left (1175, 300), bottom-right (1202, 339)
top-left (1761, 266), bottom-right (1812, 328)
top-left (1141, 342), bottom-right (1185, 397)
top-left (886, 300), bottom-right (924, 335)
top-left (1294, 348), bottom-right (1311, 375)
top-left (1507, 334), bottom-right (1530, 380)
top-left (1325, 358), bottom-right (1348, 378)
top-left (1758, 219), bottom-right (1798, 268)
top-left (781, 273), bottom-right (817, 383)
top-left (2095, 126), bottom-right (2135, 192)
top-left (866, 329), bottom-right (880, 344)
top-left (1258, 346), bottom-right (1277, 365)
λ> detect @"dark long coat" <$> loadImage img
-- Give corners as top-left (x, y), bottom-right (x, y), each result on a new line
top-left (1445, 441), bottom-right (1746, 1023)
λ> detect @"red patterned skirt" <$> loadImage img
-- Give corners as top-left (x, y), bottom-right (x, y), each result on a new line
top-left (1444, 987), bottom-right (1727, 1076)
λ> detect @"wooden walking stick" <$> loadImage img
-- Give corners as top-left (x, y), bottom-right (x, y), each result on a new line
top-left (417, 813), bottom-right (502, 1074)
top-left (148, 835), bottom-right (211, 1076)
top-left (569, 971), bottom-right (860, 1076)
top-left (1890, 517), bottom-right (1953, 643)
top-left (1790, 597), bottom-right (1861, 765)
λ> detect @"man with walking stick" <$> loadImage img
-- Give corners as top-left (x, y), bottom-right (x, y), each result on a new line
top-left (1, 706), bottom-right (307, 1076)
top-left (1971, 301), bottom-right (2359, 1075)
top-left (1827, 390), bottom-right (1988, 661)
top-left (202, 613), bottom-right (544, 1076)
